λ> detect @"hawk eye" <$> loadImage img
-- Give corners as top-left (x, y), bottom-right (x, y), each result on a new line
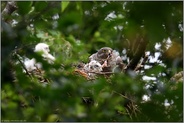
top-left (102, 49), bottom-right (106, 52)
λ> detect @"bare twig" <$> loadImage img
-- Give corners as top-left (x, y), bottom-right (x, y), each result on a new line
top-left (14, 53), bottom-right (33, 78)
top-left (126, 32), bottom-right (148, 71)
top-left (112, 91), bottom-right (135, 103)
top-left (134, 52), bottom-right (149, 71)
top-left (125, 108), bottom-right (133, 120)
top-left (86, 71), bottom-right (114, 75)
top-left (34, 65), bottom-right (43, 74)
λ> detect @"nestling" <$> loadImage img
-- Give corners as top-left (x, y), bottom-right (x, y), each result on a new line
top-left (84, 60), bottom-right (103, 77)
top-left (34, 43), bottom-right (55, 63)
top-left (23, 43), bottom-right (55, 72)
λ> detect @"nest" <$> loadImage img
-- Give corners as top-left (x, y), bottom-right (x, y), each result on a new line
top-left (26, 68), bottom-right (50, 84)
top-left (74, 64), bottom-right (114, 80)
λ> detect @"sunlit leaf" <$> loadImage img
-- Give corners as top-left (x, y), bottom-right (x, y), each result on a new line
top-left (61, 1), bottom-right (70, 12)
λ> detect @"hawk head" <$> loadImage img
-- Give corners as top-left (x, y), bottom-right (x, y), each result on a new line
top-left (97, 47), bottom-right (113, 59)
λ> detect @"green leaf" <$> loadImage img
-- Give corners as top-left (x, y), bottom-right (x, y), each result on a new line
top-left (17, 1), bottom-right (33, 15)
top-left (47, 114), bottom-right (59, 122)
top-left (145, 65), bottom-right (165, 76)
top-left (61, 1), bottom-right (70, 12)
top-left (34, 1), bottom-right (48, 12)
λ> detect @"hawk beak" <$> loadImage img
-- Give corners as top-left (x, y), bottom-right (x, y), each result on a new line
top-left (107, 50), bottom-right (112, 58)
top-left (108, 50), bottom-right (112, 55)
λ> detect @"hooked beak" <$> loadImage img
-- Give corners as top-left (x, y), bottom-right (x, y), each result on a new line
top-left (108, 50), bottom-right (112, 56)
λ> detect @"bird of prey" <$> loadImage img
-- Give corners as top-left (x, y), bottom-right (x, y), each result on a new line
top-left (89, 47), bottom-right (124, 72)
top-left (89, 47), bottom-right (113, 65)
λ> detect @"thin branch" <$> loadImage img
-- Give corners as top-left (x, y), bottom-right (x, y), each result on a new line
top-left (2, 1), bottom-right (17, 22)
top-left (126, 32), bottom-right (148, 71)
top-left (125, 108), bottom-right (133, 120)
top-left (14, 53), bottom-right (32, 79)
top-left (112, 91), bottom-right (135, 103)
top-left (134, 53), bottom-right (149, 71)
top-left (86, 71), bottom-right (114, 75)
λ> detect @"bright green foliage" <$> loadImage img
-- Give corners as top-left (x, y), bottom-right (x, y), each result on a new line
top-left (1, 1), bottom-right (183, 122)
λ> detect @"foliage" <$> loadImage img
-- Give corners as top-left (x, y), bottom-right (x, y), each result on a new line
top-left (1, 1), bottom-right (183, 122)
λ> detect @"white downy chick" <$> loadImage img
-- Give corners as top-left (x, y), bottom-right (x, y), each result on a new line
top-left (23, 58), bottom-right (42, 72)
top-left (34, 43), bottom-right (55, 63)
top-left (23, 58), bottom-right (36, 72)
top-left (84, 60), bottom-right (103, 77)
top-left (23, 43), bottom-right (55, 73)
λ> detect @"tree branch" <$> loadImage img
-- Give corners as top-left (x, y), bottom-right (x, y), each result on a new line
top-left (2, 1), bottom-right (17, 22)
top-left (126, 32), bottom-right (148, 71)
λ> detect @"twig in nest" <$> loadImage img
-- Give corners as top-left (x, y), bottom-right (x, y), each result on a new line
top-left (34, 66), bottom-right (51, 83)
top-left (34, 65), bottom-right (43, 74)
top-left (74, 68), bottom-right (114, 80)
top-left (74, 69), bottom-right (89, 79)
top-left (86, 71), bottom-right (114, 75)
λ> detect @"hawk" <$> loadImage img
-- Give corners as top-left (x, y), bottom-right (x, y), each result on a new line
top-left (89, 47), bottom-right (124, 72)
top-left (89, 47), bottom-right (112, 65)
